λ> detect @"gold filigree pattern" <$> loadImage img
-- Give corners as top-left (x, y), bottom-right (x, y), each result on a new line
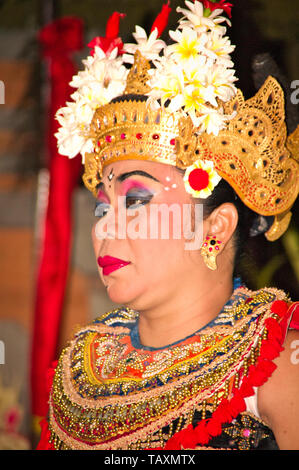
top-left (175, 77), bottom-right (299, 218)
top-left (124, 50), bottom-right (151, 95)
top-left (286, 124), bottom-right (299, 163)
top-left (83, 100), bottom-right (181, 196)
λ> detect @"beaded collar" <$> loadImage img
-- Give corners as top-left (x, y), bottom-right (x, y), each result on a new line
top-left (48, 285), bottom-right (288, 450)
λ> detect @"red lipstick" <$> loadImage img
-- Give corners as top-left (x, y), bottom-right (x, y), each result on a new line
top-left (97, 255), bottom-right (131, 275)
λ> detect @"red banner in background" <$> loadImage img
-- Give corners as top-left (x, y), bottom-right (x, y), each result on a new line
top-left (31, 17), bottom-right (83, 421)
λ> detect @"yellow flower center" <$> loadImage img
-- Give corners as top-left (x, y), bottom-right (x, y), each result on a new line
top-left (184, 88), bottom-right (204, 111)
top-left (175, 37), bottom-right (199, 60)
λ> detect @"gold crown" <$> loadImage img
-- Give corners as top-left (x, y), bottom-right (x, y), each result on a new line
top-left (83, 99), bottom-right (181, 194)
top-left (83, 53), bottom-right (299, 241)
top-left (174, 76), bottom-right (299, 240)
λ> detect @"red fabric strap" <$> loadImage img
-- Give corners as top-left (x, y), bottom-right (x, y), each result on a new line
top-left (31, 17), bottom-right (83, 419)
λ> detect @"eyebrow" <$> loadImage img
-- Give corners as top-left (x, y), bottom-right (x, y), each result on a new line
top-left (116, 170), bottom-right (160, 183)
top-left (96, 170), bottom-right (160, 192)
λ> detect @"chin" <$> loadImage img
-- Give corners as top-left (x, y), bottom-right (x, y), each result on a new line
top-left (104, 277), bottom-right (142, 307)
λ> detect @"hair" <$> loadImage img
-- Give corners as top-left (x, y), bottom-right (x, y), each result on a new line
top-left (201, 179), bottom-right (257, 276)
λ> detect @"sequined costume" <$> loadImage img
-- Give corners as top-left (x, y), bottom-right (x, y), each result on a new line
top-left (37, 0), bottom-right (299, 452)
top-left (37, 284), bottom-right (299, 450)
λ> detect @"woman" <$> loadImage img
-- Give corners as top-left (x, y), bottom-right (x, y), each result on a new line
top-left (37, 1), bottom-right (299, 450)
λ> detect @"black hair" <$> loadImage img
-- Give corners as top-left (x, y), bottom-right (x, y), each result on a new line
top-left (111, 93), bottom-right (147, 103)
top-left (201, 178), bottom-right (273, 277)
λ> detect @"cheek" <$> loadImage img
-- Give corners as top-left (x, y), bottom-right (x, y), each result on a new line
top-left (130, 237), bottom-right (187, 282)
top-left (91, 222), bottom-right (103, 254)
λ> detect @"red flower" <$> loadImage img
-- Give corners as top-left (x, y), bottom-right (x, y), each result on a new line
top-left (151, 2), bottom-right (172, 37)
top-left (201, 0), bottom-right (233, 18)
top-left (188, 168), bottom-right (210, 191)
top-left (88, 12), bottom-right (126, 57)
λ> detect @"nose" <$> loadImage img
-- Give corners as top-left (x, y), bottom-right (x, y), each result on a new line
top-left (94, 196), bottom-right (130, 241)
top-left (94, 206), bottom-right (117, 240)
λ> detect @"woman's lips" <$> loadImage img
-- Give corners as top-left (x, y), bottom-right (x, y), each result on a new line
top-left (97, 255), bottom-right (131, 275)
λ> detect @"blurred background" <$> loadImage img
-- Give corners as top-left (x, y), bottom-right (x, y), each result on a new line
top-left (0, 0), bottom-right (298, 450)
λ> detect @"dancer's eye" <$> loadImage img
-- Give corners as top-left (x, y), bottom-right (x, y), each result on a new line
top-left (125, 189), bottom-right (154, 210)
top-left (95, 201), bottom-right (110, 218)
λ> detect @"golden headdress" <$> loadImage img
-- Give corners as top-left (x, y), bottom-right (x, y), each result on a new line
top-left (55, 1), bottom-right (299, 241)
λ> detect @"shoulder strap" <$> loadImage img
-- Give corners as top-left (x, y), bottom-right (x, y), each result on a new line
top-left (279, 301), bottom-right (299, 343)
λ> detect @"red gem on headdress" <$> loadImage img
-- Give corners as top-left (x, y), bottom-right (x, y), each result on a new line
top-left (152, 133), bottom-right (160, 140)
top-left (170, 138), bottom-right (176, 145)
top-left (188, 168), bottom-right (209, 191)
top-left (136, 133), bottom-right (143, 140)
top-left (121, 133), bottom-right (126, 139)
top-left (105, 135), bottom-right (112, 143)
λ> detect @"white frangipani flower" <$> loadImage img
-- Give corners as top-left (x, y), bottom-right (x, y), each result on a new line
top-left (167, 27), bottom-right (204, 62)
top-left (55, 42), bottom-right (129, 160)
top-left (146, 0), bottom-right (237, 135)
top-left (204, 28), bottom-right (235, 67)
top-left (55, 0), bottom-right (238, 160)
top-left (205, 65), bottom-right (237, 102)
top-left (123, 26), bottom-right (166, 63)
top-left (196, 106), bottom-right (232, 135)
top-left (177, 1), bottom-right (230, 33)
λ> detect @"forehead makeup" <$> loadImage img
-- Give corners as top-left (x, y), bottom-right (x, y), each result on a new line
top-left (97, 169), bottom-right (161, 193)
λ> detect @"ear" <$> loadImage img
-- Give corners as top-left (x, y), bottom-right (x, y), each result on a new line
top-left (203, 203), bottom-right (239, 246)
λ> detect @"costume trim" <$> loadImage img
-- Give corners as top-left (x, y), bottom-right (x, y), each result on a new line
top-left (163, 299), bottom-right (289, 449)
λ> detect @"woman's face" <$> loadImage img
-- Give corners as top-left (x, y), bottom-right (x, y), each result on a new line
top-left (91, 159), bottom-right (205, 309)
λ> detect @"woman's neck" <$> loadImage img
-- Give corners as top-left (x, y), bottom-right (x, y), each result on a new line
top-left (136, 272), bottom-right (235, 349)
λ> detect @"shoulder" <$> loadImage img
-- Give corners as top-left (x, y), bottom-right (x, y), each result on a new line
top-left (258, 302), bottom-right (299, 450)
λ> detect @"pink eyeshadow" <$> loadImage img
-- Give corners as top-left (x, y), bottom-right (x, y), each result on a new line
top-left (96, 189), bottom-right (109, 203)
top-left (120, 179), bottom-right (151, 195)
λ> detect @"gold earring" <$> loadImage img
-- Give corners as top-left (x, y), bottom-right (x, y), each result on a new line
top-left (200, 236), bottom-right (222, 270)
